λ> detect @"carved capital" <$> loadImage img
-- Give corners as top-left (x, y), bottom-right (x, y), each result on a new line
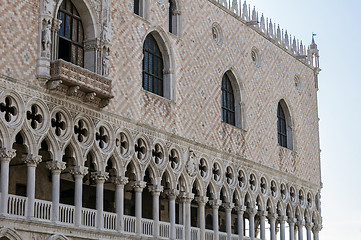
top-left (0, 148), bottom-right (16, 162)
top-left (297, 220), bottom-right (305, 227)
top-left (305, 222), bottom-right (314, 230)
top-left (46, 161), bottom-right (66, 172)
top-left (222, 202), bottom-right (234, 210)
top-left (70, 166), bottom-right (88, 176)
top-left (209, 199), bottom-right (222, 208)
top-left (149, 184), bottom-right (163, 194)
top-left (247, 207), bottom-right (257, 217)
top-left (133, 181), bottom-right (147, 191)
top-left (278, 215), bottom-right (288, 223)
top-left (91, 171), bottom-right (109, 183)
top-left (24, 154), bottom-right (42, 167)
top-left (165, 189), bottom-right (179, 199)
top-left (195, 196), bottom-right (208, 205)
top-left (179, 192), bottom-right (194, 203)
top-left (234, 205), bottom-right (246, 213)
top-left (112, 176), bottom-right (128, 186)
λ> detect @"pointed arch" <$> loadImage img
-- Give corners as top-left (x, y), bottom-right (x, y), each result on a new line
top-left (47, 235), bottom-right (69, 240)
top-left (277, 99), bottom-right (294, 150)
top-left (266, 198), bottom-right (275, 214)
top-left (256, 195), bottom-right (265, 211)
top-left (168, 0), bottom-right (182, 36)
top-left (143, 28), bottom-right (176, 100)
top-left (0, 228), bottom-right (22, 240)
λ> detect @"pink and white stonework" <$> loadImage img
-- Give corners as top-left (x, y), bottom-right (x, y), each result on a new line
top-left (0, 0), bottom-right (322, 239)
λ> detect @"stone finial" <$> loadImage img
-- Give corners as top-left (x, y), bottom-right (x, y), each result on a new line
top-left (284, 30), bottom-right (289, 49)
top-left (276, 25), bottom-right (281, 43)
top-left (260, 14), bottom-right (265, 32)
top-left (24, 154), bottom-right (42, 167)
top-left (269, 19), bottom-right (273, 38)
top-left (292, 37), bottom-right (297, 53)
top-left (251, 7), bottom-right (257, 21)
top-left (242, 1), bottom-right (248, 21)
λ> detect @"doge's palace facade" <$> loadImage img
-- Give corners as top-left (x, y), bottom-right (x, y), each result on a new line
top-left (0, 0), bottom-right (321, 239)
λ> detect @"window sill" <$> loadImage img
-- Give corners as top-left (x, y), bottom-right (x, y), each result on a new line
top-left (141, 88), bottom-right (175, 104)
top-left (221, 121), bottom-right (247, 133)
top-left (277, 145), bottom-right (297, 154)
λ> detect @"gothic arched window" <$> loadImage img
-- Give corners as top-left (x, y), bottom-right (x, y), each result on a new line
top-left (143, 34), bottom-right (164, 96)
top-left (221, 74), bottom-right (236, 126)
top-left (134, 0), bottom-right (140, 15)
top-left (57, 0), bottom-right (84, 67)
top-left (277, 102), bottom-right (287, 148)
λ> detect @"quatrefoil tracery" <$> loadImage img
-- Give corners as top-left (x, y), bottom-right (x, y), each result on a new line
top-left (152, 144), bottom-right (163, 165)
top-left (117, 132), bottom-right (129, 155)
top-left (249, 174), bottom-right (256, 191)
top-left (226, 166), bottom-right (233, 184)
top-left (135, 138), bottom-right (146, 160)
top-left (51, 112), bottom-right (66, 137)
top-left (0, 96), bottom-right (17, 122)
top-left (212, 163), bottom-right (221, 182)
top-left (271, 181), bottom-right (277, 197)
top-left (27, 105), bottom-right (43, 129)
top-left (169, 149), bottom-right (179, 170)
top-left (74, 119), bottom-right (88, 143)
top-left (199, 158), bottom-right (207, 178)
top-left (238, 170), bottom-right (246, 188)
top-left (96, 126), bottom-right (109, 149)
top-left (260, 177), bottom-right (267, 194)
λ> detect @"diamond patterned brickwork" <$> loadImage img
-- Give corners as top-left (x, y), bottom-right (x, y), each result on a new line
top-left (0, 0), bottom-right (321, 185)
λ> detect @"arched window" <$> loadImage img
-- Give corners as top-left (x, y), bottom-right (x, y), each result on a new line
top-left (221, 74), bottom-right (235, 126)
top-left (277, 103), bottom-right (287, 147)
top-left (57, 0), bottom-right (84, 67)
top-left (169, 0), bottom-right (180, 36)
top-left (143, 34), bottom-right (164, 96)
top-left (169, 0), bottom-right (174, 33)
top-left (134, 0), bottom-right (140, 15)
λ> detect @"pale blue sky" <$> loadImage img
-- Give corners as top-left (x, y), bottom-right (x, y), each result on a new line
top-left (247, 0), bottom-right (361, 239)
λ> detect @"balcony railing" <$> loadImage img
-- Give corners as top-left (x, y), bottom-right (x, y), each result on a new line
top-left (49, 59), bottom-right (113, 106)
top-left (5, 194), bottom-right (257, 240)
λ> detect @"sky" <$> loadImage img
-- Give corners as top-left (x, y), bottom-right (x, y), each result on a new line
top-left (245, 0), bottom-right (361, 238)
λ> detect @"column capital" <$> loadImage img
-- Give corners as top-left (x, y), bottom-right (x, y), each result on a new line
top-left (222, 202), bottom-right (234, 210)
top-left (24, 154), bottom-right (42, 167)
top-left (70, 166), bottom-right (88, 176)
top-left (297, 220), bottom-right (305, 227)
top-left (268, 212), bottom-right (278, 221)
top-left (165, 188), bottom-right (179, 199)
top-left (0, 148), bottom-right (16, 161)
top-left (287, 217), bottom-right (296, 225)
top-left (149, 184), bottom-right (163, 195)
top-left (46, 161), bottom-right (66, 173)
top-left (258, 210), bottom-right (268, 217)
top-left (133, 181), bottom-right (147, 192)
top-left (312, 223), bottom-right (322, 232)
top-left (195, 196), bottom-right (208, 205)
top-left (247, 207), bottom-right (257, 217)
top-left (234, 205), bottom-right (246, 213)
top-left (278, 215), bottom-right (288, 222)
top-left (179, 192), bottom-right (194, 203)
top-left (305, 222), bottom-right (314, 230)
top-left (209, 199), bottom-right (222, 208)
top-left (112, 176), bottom-right (128, 186)
top-left (91, 171), bottom-right (109, 183)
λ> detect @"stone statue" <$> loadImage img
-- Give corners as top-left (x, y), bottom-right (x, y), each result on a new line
top-left (102, 22), bottom-right (112, 43)
top-left (103, 53), bottom-right (110, 76)
top-left (186, 150), bottom-right (197, 177)
top-left (42, 22), bottom-right (52, 57)
top-left (44, 0), bottom-right (55, 15)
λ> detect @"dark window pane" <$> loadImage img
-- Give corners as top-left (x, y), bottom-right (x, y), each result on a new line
top-left (221, 74), bottom-right (235, 126)
top-left (134, 0), bottom-right (139, 15)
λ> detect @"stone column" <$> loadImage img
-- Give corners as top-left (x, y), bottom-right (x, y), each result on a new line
top-left (149, 184), bottom-right (163, 238)
top-left (0, 148), bottom-right (16, 215)
top-left (133, 181), bottom-right (146, 235)
top-left (248, 208), bottom-right (257, 240)
top-left (112, 176), bottom-right (128, 232)
top-left (24, 154), bottom-right (42, 218)
top-left (312, 224), bottom-right (321, 240)
top-left (306, 223), bottom-right (313, 240)
top-left (196, 196), bottom-right (208, 240)
top-left (279, 216), bottom-right (287, 240)
top-left (269, 214), bottom-right (277, 240)
top-left (91, 171), bottom-right (109, 229)
top-left (223, 202), bottom-right (234, 240)
top-left (71, 166), bottom-right (88, 226)
top-left (259, 211), bottom-right (266, 240)
top-left (210, 199), bottom-right (222, 240)
top-left (46, 161), bottom-right (66, 222)
top-left (166, 189), bottom-right (179, 240)
top-left (297, 220), bottom-right (304, 240)
top-left (235, 206), bottom-right (245, 240)
top-left (180, 192), bottom-right (194, 240)
top-left (288, 218), bottom-right (295, 240)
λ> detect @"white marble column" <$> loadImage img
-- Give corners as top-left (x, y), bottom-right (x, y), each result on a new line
top-left (223, 202), bottom-right (234, 240)
top-left (166, 189), bottom-right (179, 240)
top-left (288, 218), bottom-right (295, 240)
top-left (149, 184), bottom-right (163, 238)
top-left (259, 211), bottom-right (266, 240)
top-left (248, 208), bottom-right (257, 240)
top-left (133, 181), bottom-right (146, 235)
top-left (112, 176), bottom-right (128, 232)
top-left (306, 223), bottom-right (313, 240)
top-left (92, 171), bottom-right (109, 229)
top-left (297, 221), bottom-right (304, 240)
top-left (279, 216), bottom-right (287, 240)
top-left (180, 192), bottom-right (194, 240)
top-left (196, 196), bottom-right (208, 240)
top-left (210, 199), bottom-right (222, 240)
top-left (46, 161), bottom-right (66, 222)
top-left (312, 224), bottom-right (321, 240)
top-left (71, 166), bottom-right (88, 226)
top-left (24, 154), bottom-right (42, 218)
top-left (0, 148), bottom-right (16, 216)
top-left (235, 206), bottom-right (245, 240)
top-left (269, 214), bottom-right (277, 240)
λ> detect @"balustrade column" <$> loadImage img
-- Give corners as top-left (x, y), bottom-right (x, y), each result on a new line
top-left (210, 199), bottom-right (222, 240)
top-left (196, 196), bottom-right (208, 240)
top-left (279, 216), bottom-right (287, 240)
top-left (248, 208), bottom-right (257, 240)
top-left (297, 221), bottom-right (304, 240)
top-left (180, 192), bottom-right (194, 240)
top-left (0, 148), bottom-right (16, 215)
top-left (167, 189), bottom-right (179, 240)
top-left (223, 202), bottom-right (234, 240)
top-left (288, 218), bottom-right (295, 240)
top-left (133, 181), bottom-right (146, 235)
top-left (24, 154), bottom-right (42, 218)
top-left (269, 214), bottom-right (277, 240)
top-left (92, 171), bottom-right (109, 229)
top-left (46, 161), bottom-right (66, 222)
top-left (306, 223), bottom-right (313, 240)
top-left (259, 211), bottom-right (266, 240)
top-left (112, 176), bottom-right (128, 232)
top-left (71, 166), bottom-right (88, 226)
top-left (235, 206), bottom-right (245, 240)
top-left (150, 184), bottom-right (163, 238)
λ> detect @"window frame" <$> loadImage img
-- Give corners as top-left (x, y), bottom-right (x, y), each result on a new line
top-left (221, 74), bottom-right (236, 126)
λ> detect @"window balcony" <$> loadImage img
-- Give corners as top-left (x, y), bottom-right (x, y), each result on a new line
top-left (49, 59), bottom-right (113, 107)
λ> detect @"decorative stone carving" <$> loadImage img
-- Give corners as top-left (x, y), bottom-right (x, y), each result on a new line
top-left (102, 52), bottom-right (110, 76)
top-left (41, 20), bottom-right (52, 57)
top-left (186, 150), bottom-right (197, 177)
top-left (91, 171), bottom-right (109, 183)
top-left (102, 22), bottom-right (113, 44)
top-left (24, 154), bottom-right (42, 167)
top-left (46, 161), bottom-right (66, 172)
top-left (70, 166), bottom-right (88, 176)
top-left (0, 148), bottom-right (16, 161)
top-left (112, 176), bottom-right (129, 186)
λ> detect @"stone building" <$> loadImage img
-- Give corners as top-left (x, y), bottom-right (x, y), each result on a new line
top-left (0, 0), bottom-right (322, 239)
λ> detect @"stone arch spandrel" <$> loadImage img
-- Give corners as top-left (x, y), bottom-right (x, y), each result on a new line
top-left (0, 228), bottom-right (22, 240)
